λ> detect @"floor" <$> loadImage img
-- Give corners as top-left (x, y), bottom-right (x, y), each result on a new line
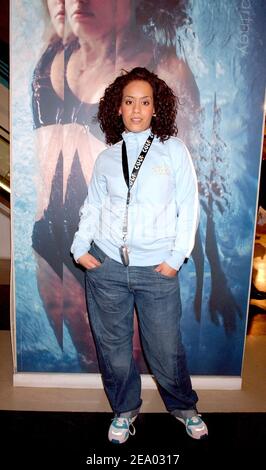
top-left (1, 410), bottom-right (264, 465)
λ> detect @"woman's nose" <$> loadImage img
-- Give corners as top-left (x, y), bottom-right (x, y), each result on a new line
top-left (133, 102), bottom-right (140, 113)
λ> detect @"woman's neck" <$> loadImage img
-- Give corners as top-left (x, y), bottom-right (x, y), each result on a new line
top-left (78, 34), bottom-right (115, 70)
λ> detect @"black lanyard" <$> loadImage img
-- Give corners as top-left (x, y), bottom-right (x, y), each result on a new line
top-left (122, 133), bottom-right (154, 204)
top-left (119, 133), bottom-right (154, 266)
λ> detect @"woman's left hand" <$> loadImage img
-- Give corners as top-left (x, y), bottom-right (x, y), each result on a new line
top-left (154, 262), bottom-right (177, 277)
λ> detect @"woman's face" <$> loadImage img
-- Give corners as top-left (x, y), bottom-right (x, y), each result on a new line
top-left (119, 80), bottom-right (155, 133)
top-left (47, 0), bottom-right (65, 38)
top-left (65, 0), bottom-right (131, 40)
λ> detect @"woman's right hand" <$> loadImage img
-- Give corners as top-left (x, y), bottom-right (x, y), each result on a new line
top-left (77, 253), bottom-right (101, 269)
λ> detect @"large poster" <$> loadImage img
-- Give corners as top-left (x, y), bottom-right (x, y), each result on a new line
top-left (11, 0), bottom-right (265, 376)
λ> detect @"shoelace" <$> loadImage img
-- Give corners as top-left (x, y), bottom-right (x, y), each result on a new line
top-left (129, 422), bottom-right (136, 436)
top-left (112, 417), bottom-right (136, 436)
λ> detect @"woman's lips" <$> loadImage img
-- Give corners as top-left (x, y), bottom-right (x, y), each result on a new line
top-left (55, 12), bottom-right (65, 21)
top-left (71, 10), bottom-right (94, 18)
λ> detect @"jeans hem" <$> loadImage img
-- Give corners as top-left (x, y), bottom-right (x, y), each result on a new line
top-left (115, 405), bottom-right (141, 419)
top-left (170, 408), bottom-right (198, 419)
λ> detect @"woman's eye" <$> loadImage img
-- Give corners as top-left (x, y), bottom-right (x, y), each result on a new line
top-left (142, 101), bottom-right (150, 106)
top-left (125, 100), bottom-right (133, 105)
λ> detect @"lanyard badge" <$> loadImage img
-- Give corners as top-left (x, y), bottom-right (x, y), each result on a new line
top-left (119, 245), bottom-right (129, 266)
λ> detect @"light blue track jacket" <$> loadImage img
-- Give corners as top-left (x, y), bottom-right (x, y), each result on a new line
top-left (71, 128), bottom-right (199, 270)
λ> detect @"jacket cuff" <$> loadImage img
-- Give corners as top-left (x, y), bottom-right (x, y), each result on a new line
top-left (164, 252), bottom-right (186, 271)
top-left (71, 241), bottom-right (91, 263)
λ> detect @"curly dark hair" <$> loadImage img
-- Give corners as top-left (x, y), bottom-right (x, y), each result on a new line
top-left (98, 67), bottom-right (178, 145)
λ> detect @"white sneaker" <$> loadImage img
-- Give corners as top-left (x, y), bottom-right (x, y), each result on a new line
top-left (108, 415), bottom-right (137, 444)
top-left (176, 414), bottom-right (208, 440)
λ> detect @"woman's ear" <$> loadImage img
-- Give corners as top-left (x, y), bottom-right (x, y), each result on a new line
top-left (118, 107), bottom-right (122, 115)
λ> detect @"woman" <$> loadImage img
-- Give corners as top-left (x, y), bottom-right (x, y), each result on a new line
top-left (71, 67), bottom-right (208, 443)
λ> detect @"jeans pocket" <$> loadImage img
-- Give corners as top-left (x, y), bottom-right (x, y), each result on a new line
top-left (87, 242), bottom-right (108, 271)
top-left (153, 266), bottom-right (177, 280)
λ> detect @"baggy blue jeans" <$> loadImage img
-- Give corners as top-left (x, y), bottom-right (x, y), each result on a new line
top-left (85, 242), bottom-right (198, 418)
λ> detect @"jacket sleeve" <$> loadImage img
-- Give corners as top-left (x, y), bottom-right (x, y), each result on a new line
top-left (70, 155), bottom-right (107, 262)
top-left (164, 140), bottom-right (200, 270)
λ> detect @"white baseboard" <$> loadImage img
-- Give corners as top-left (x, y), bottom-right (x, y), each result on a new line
top-left (13, 373), bottom-right (242, 390)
